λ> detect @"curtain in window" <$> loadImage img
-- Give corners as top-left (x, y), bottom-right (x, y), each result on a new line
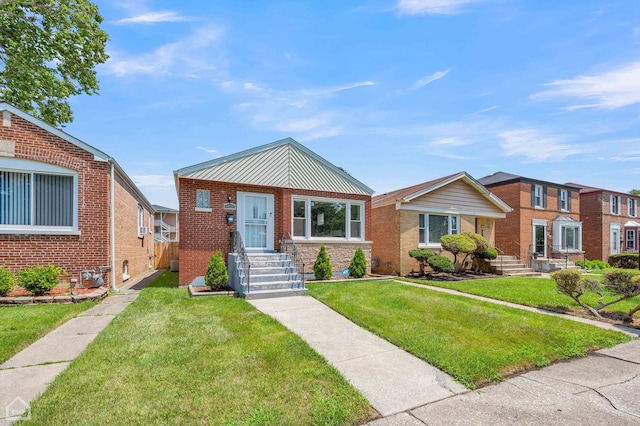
top-left (34, 174), bottom-right (73, 226)
top-left (428, 215), bottom-right (448, 243)
top-left (0, 171), bottom-right (31, 225)
top-left (244, 195), bottom-right (267, 248)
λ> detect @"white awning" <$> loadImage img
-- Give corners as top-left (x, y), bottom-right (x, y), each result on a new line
top-left (624, 220), bottom-right (640, 228)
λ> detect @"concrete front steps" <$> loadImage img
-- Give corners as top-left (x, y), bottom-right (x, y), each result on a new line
top-left (243, 252), bottom-right (307, 300)
top-left (490, 255), bottom-right (541, 277)
top-left (531, 258), bottom-right (581, 273)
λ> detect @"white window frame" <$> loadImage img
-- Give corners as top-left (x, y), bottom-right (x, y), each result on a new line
top-left (626, 229), bottom-right (636, 252)
top-left (552, 219), bottom-right (583, 252)
top-left (611, 195), bottom-right (621, 215)
top-left (533, 184), bottom-right (543, 208)
top-left (0, 157), bottom-right (78, 235)
top-left (628, 198), bottom-right (637, 217)
top-left (418, 213), bottom-right (460, 248)
top-left (291, 196), bottom-right (364, 241)
top-left (559, 189), bottom-right (568, 211)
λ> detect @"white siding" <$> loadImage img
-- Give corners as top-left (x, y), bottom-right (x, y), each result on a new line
top-left (403, 180), bottom-right (504, 216)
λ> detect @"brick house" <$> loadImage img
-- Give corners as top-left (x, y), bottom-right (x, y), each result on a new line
top-left (566, 183), bottom-right (640, 261)
top-left (371, 171), bottom-right (512, 276)
top-left (478, 172), bottom-right (583, 271)
top-left (174, 138), bottom-right (374, 290)
top-left (0, 101), bottom-right (154, 289)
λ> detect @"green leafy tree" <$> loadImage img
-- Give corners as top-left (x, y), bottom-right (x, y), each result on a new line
top-left (204, 251), bottom-right (228, 291)
top-left (0, 265), bottom-right (14, 296)
top-left (629, 189), bottom-right (640, 196)
top-left (0, 0), bottom-right (109, 126)
top-left (440, 234), bottom-right (477, 273)
top-left (427, 254), bottom-right (455, 274)
top-left (348, 248), bottom-right (367, 278)
top-left (313, 244), bottom-right (332, 280)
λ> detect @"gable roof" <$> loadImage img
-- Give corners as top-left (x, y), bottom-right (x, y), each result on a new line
top-left (174, 138), bottom-right (374, 195)
top-left (0, 101), bottom-right (154, 212)
top-left (152, 204), bottom-right (178, 213)
top-left (479, 171), bottom-right (582, 191)
top-left (373, 171), bottom-right (512, 212)
top-left (567, 182), bottom-right (640, 200)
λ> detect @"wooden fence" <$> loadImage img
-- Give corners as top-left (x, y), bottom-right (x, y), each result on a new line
top-left (154, 242), bottom-right (179, 269)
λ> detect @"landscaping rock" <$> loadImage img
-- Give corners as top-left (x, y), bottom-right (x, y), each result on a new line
top-left (14, 296), bottom-right (34, 304)
top-left (0, 297), bottom-right (15, 304)
top-left (54, 295), bottom-right (73, 304)
top-left (72, 293), bottom-right (90, 303)
top-left (33, 296), bottom-right (54, 304)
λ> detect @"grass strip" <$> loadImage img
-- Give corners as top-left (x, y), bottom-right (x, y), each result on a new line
top-left (398, 275), bottom-right (640, 314)
top-left (0, 302), bottom-right (96, 364)
top-left (22, 271), bottom-right (372, 425)
top-left (307, 280), bottom-right (629, 389)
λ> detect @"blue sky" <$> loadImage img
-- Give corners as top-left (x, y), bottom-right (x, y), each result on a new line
top-left (64, 0), bottom-right (640, 209)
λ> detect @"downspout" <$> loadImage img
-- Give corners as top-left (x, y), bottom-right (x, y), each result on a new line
top-left (110, 161), bottom-right (118, 292)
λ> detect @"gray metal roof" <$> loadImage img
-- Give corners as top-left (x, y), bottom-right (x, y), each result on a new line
top-left (175, 138), bottom-right (374, 195)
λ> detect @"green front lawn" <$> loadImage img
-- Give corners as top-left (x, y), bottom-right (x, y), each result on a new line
top-left (0, 302), bottom-right (96, 364)
top-left (398, 275), bottom-right (640, 315)
top-left (307, 280), bottom-right (629, 389)
top-left (22, 271), bottom-right (372, 425)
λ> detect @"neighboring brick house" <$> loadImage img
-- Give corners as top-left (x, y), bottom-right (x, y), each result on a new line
top-left (566, 183), bottom-right (640, 262)
top-left (153, 204), bottom-right (179, 242)
top-left (478, 172), bottom-right (583, 270)
top-left (371, 171), bottom-right (512, 276)
top-left (0, 101), bottom-right (154, 289)
top-left (174, 138), bottom-right (374, 287)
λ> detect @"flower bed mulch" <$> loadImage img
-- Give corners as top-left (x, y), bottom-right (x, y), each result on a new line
top-left (5, 286), bottom-right (98, 298)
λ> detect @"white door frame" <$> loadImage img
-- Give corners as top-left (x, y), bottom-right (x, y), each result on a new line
top-left (532, 220), bottom-right (547, 258)
top-left (237, 192), bottom-right (275, 251)
top-left (610, 224), bottom-right (621, 255)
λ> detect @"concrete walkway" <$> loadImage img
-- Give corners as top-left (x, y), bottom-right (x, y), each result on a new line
top-left (0, 270), bottom-right (160, 425)
top-left (249, 296), bottom-right (468, 417)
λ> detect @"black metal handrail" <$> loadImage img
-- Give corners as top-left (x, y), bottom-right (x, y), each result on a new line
top-left (280, 232), bottom-right (305, 283)
top-left (548, 244), bottom-right (585, 269)
top-left (231, 231), bottom-right (251, 293)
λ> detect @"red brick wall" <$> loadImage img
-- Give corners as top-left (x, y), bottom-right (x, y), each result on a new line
top-left (371, 204), bottom-right (400, 275)
top-left (0, 112), bottom-right (152, 287)
top-left (178, 177), bottom-right (372, 286)
top-left (486, 182), bottom-right (581, 260)
top-left (113, 173), bottom-right (154, 284)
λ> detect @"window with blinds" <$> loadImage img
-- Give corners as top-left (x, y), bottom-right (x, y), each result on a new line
top-left (0, 171), bottom-right (74, 227)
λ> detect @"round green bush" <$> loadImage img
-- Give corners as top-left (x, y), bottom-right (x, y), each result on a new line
top-left (0, 266), bottom-right (15, 296)
top-left (478, 247), bottom-right (498, 260)
top-left (427, 255), bottom-right (455, 274)
top-left (17, 265), bottom-right (61, 296)
top-left (348, 248), bottom-right (367, 278)
top-left (313, 244), bottom-right (333, 280)
top-left (204, 251), bottom-right (228, 290)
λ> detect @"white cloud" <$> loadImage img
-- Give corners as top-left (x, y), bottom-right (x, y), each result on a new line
top-left (397, 0), bottom-right (486, 15)
top-left (116, 11), bottom-right (190, 25)
top-left (411, 69), bottom-right (451, 90)
top-left (532, 61), bottom-right (640, 110)
top-left (472, 105), bottom-right (498, 114)
top-left (105, 25), bottom-right (225, 77)
top-left (196, 146), bottom-right (218, 154)
top-left (131, 174), bottom-right (175, 190)
top-left (498, 129), bottom-right (584, 161)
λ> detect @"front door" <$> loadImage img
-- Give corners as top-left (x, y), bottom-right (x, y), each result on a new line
top-left (611, 226), bottom-right (620, 255)
top-left (534, 224), bottom-right (546, 258)
top-left (238, 192), bottom-right (274, 251)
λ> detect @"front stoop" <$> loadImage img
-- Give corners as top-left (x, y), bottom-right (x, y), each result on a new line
top-left (239, 253), bottom-right (307, 299)
top-left (490, 256), bottom-right (541, 277)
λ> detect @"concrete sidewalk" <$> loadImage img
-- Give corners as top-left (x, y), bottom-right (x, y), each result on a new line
top-left (368, 339), bottom-right (640, 425)
top-left (249, 296), bottom-right (468, 417)
top-left (0, 270), bottom-right (160, 425)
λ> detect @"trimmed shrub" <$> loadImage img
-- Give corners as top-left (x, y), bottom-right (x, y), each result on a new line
top-left (204, 251), bottom-right (228, 291)
top-left (464, 232), bottom-right (489, 255)
top-left (17, 265), bottom-right (61, 296)
top-left (313, 244), bottom-right (333, 280)
top-left (551, 269), bottom-right (602, 318)
top-left (603, 269), bottom-right (640, 298)
top-left (408, 248), bottom-right (436, 275)
top-left (576, 259), bottom-right (610, 270)
top-left (441, 234), bottom-right (477, 272)
top-left (0, 265), bottom-right (15, 296)
top-left (348, 248), bottom-right (367, 278)
top-left (427, 254), bottom-right (455, 274)
top-left (478, 247), bottom-right (498, 260)
top-left (608, 253), bottom-right (639, 269)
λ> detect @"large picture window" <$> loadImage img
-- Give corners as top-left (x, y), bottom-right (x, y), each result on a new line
top-left (418, 213), bottom-right (459, 246)
top-left (292, 197), bottom-right (364, 240)
top-left (0, 169), bottom-right (75, 231)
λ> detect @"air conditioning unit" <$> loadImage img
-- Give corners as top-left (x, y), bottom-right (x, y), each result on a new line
top-left (139, 226), bottom-right (149, 236)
